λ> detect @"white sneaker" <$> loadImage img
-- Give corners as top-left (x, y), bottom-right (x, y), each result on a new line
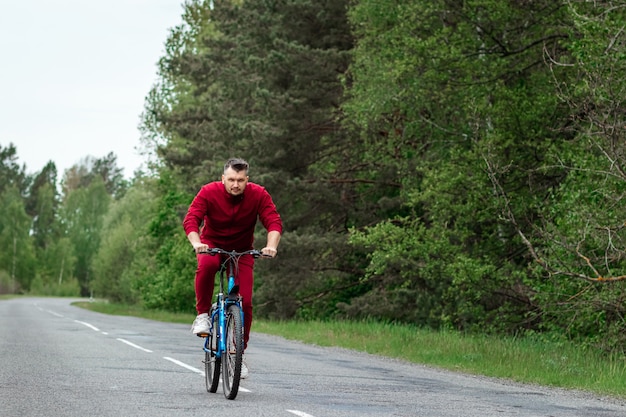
top-left (240, 356), bottom-right (249, 379)
top-left (191, 313), bottom-right (210, 336)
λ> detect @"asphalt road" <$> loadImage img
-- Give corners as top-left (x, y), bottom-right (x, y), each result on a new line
top-left (1, 297), bottom-right (624, 417)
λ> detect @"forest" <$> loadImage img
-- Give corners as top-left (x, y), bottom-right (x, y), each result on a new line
top-left (2, 0), bottom-right (626, 354)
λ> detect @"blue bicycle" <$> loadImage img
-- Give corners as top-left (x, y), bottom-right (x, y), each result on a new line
top-left (200, 248), bottom-right (263, 400)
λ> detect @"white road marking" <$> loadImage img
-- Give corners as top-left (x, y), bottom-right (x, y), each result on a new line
top-left (163, 357), bottom-right (204, 374)
top-left (34, 303), bottom-right (64, 318)
top-left (287, 410), bottom-right (317, 417)
top-left (116, 338), bottom-right (153, 353)
top-left (163, 357), bottom-right (251, 392)
top-left (41, 308), bottom-right (64, 318)
top-left (74, 320), bottom-right (100, 331)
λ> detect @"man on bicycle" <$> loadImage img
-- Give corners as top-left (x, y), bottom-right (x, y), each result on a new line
top-left (183, 157), bottom-right (282, 377)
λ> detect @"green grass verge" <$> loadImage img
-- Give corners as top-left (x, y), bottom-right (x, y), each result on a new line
top-left (0, 295), bottom-right (16, 300)
top-left (74, 301), bottom-right (626, 398)
top-left (254, 320), bottom-right (626, 398)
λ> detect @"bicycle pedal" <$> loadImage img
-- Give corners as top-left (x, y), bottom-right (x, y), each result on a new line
top-left (197, 332), bottom-right (209, 338)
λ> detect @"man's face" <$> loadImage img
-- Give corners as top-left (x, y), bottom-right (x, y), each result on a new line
top-left (222, 167), bottom-right (249, 196)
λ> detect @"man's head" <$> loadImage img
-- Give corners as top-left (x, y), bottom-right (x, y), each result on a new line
top-left (222, 158), bottom-right (249, 196)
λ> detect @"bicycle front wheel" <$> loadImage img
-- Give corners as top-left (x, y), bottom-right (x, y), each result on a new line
top-left (222, 304), bottom-right (244, 400)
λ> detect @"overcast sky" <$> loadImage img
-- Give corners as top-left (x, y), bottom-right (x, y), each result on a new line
top-left (0, 0), bottom-right (185, 179)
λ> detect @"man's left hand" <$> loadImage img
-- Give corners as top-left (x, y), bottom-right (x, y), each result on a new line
top-left (261, 247), bottom-right (277, 258)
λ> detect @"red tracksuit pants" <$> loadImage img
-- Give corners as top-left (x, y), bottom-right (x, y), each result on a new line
top-left (195, 253), bottom-right (255, 350)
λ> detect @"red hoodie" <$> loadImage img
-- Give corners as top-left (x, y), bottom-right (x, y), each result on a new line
top-left (183, 181), bottom-right (283, 251)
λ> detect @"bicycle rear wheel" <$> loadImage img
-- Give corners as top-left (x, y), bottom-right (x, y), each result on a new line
top-left (222, 304), bottom-right (244, 400)
top-left (205, 350), bottom-right (220, 393)
top-left (205, 311), bottom-right (220, 393)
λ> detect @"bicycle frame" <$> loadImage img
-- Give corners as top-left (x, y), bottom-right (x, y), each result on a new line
top-left (206, 253), bottom-right (242, 358)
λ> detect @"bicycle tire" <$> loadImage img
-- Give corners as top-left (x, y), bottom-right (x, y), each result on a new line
top-left (205, 309), bottom-right (221, 393)
top-left (222, 304), bottom-right (244, 400)
top-left (205, 350), bottom-right (221, 393)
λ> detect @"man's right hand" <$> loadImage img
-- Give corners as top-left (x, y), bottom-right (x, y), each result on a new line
top-left (192, 242), bottom-right (209, 253)
top-left (188, 232), bottom-right (209, 253)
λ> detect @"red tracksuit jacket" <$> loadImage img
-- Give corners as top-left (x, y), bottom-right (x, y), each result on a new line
top-left (183, 181), bottom-right (283, 250)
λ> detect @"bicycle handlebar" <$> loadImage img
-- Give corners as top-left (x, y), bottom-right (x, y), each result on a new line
top-left (197, 248), bottom-right (269, 258)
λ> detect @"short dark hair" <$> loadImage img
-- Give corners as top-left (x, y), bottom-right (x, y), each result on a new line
top-left (224, 158), bottom-right (249, 174)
